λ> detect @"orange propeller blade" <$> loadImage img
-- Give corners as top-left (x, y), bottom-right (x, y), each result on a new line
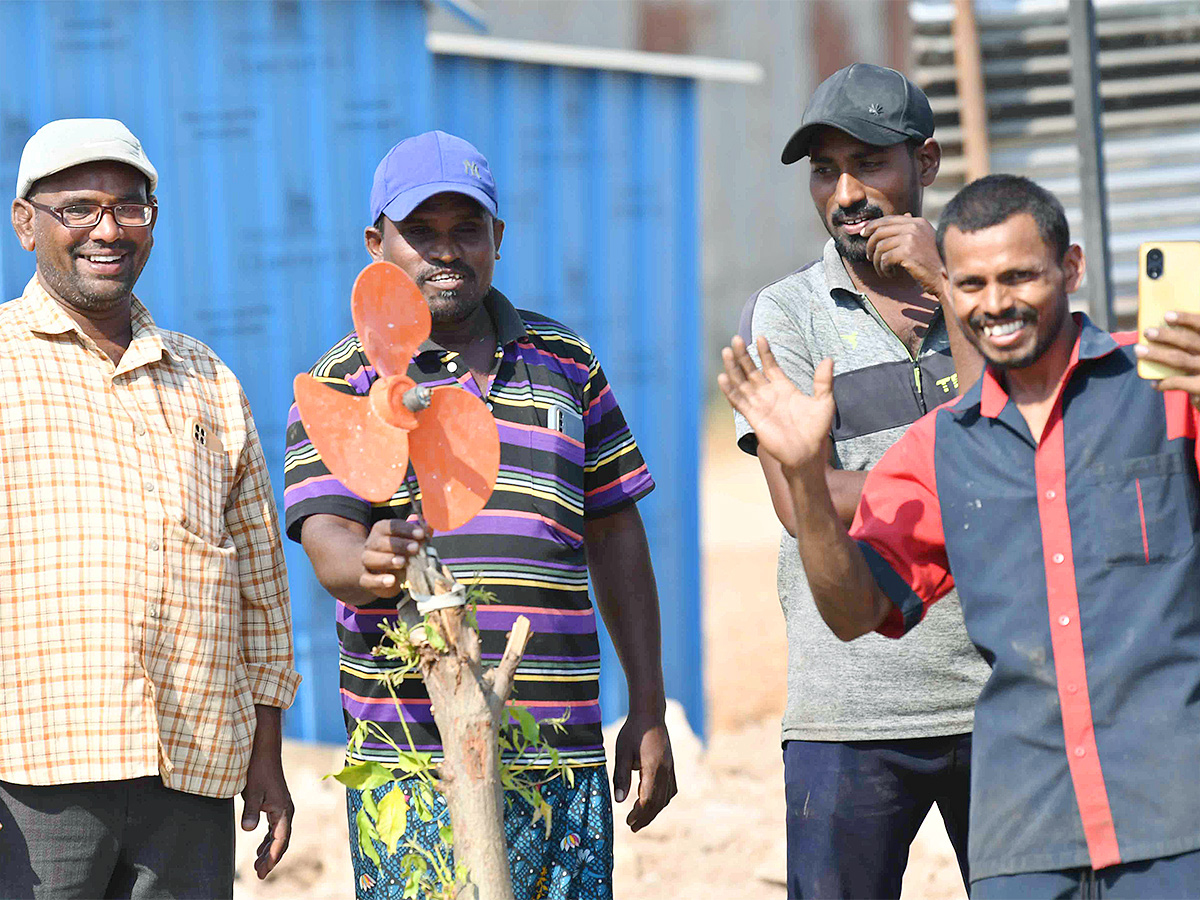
top-left (408, 388), bottom-right (501, 532)
top-left (293, 374), bottom-right (410, 503)
top-left (351, 261), bottom-right (430, 378)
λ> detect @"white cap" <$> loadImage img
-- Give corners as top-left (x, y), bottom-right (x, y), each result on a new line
top-left (16, 118), bottom-right (158, 199)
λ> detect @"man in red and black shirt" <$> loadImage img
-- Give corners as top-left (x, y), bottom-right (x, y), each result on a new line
top-left (721, 174), bottom-right (1200, 897)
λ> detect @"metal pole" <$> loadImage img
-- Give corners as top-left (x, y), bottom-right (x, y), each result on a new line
top-left (952, 0), bottom-right (991, 182)
top-left (1067, 0), bottom-right (1114, 329)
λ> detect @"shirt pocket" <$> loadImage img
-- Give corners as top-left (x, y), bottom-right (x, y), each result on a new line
top-left (526, 403), bottom-right (586, 545)
top-left (174, 415), bottom-right (234, 546)
top-left (1080, 450), bottom-right (1199, 566)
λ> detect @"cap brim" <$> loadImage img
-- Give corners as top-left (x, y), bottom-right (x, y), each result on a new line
top-left (20, 153), bottom-right (158, 198)
top-left (379, 182), bottom-right (498, 223)
top-left (781, 118), bottom-right (913, 165)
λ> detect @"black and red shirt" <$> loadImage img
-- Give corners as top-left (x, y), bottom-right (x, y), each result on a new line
top-left (852, 314), bottom-right (1200, 879)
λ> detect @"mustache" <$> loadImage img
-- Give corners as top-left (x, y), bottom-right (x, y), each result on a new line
top-left (416, 260), bottom-right (475, 286)
top-left (73, 241), bottom-right (138, 256)
top-left (830, 202), bottom-right (884, 228)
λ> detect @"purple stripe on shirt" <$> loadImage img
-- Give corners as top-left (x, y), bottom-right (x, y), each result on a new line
top-left (284, 475), bottom-right (363, 505)
top-left (343, 695), bottom-right (601, 725)
top-left (475, 608), bottom-right (596, 634)
top-left (448, 556), bottom-right (586, 572)
top-left (586, 471), bottom-right (654, 512)
top-left (583, 384), bottom-right (619, 425)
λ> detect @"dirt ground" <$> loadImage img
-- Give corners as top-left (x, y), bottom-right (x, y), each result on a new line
top-left (234, 409), bottom-right (967, 899)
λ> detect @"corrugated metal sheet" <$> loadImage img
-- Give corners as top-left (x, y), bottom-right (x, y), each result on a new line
top-left (429, 52), bottom-right (705, 737)
top-left (910, 0), bottom-right (1200, 320)
top-left (0, 0), bottom-right (432, 743)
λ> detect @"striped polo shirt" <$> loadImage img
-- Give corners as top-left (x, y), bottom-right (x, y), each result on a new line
top-left (283, 288), bottom-right (654, 767)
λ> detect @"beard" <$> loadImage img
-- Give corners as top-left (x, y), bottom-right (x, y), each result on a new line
top-left (417, 261), bottom-right (486, 325)
top-left (827, 202), bottom-right (885, 263)
top-left (966, 301), bottom-right (1069, 371)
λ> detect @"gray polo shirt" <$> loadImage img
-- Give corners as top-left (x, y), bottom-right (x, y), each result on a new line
top-left (735, 239), bottom-right (988, 742)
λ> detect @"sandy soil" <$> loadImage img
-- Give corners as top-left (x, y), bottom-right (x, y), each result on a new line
top-left (234, 409), bottom-right (966, 899)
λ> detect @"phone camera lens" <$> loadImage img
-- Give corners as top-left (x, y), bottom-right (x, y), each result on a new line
top-left (1147, 248), bottom-right (1164, 280)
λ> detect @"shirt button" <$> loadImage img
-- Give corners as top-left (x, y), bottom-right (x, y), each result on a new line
top-left (145, 482), bottom-right (156, 493)
top-left (1066, 683), bottom-right (1079, 694)
top-left (148, 605), bottom-right (158, 618)
top-left (1074, 746), bottom-right (1086, 758)
top-left (1052, 552), bottom-right (1065, 564)
top-left (135, 423), bottom-right (147, 436)
top-left (446, 361), bottom-right (458, 373)
top-left (1045, 489), bottom-right (1056, 500)
top-left (486, 401), bottom-right (494, 411)
top-left (149, 540), bottom-right (160, 552)
top-left (1058, 614), bottom-right (1070, 626)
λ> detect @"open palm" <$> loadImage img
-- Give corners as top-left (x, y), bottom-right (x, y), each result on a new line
top-left (719, 336), bottom-right (835, 472)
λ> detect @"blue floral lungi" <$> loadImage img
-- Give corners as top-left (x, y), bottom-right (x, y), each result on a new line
top-left (346, 765), bottom-right (613, 900)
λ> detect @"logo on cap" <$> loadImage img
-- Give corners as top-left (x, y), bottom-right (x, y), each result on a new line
top-left (463, 160), bottom-right (480, 179)
top-left (868, 103), bottom-right (884, 116)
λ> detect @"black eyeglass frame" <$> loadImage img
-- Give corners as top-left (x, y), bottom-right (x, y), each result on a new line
top-left (26, 199), bottom-right (158, 229)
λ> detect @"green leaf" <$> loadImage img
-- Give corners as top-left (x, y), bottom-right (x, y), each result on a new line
top-left (565, 766), bottom-right (576, 788)
top-left (376, 788), bottom-right (409, 855)
top-left (438, 824), bottom-right (454, 846)
top-left (356, 808), bottom-right (381, 867)
top-left (424, 617), bottom-right (447, 651)
top-left (510, 706), bottom-right (540, 744)
top-left (362, 790), bottom-right (379, 823)
top-left (393, 751), bottom-right (434, 775)
top-left (329, 761), bottom-right (395, 791)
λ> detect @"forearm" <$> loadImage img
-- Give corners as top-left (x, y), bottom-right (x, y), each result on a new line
top-left (300, 515), bottom-right (390, 607)
top-left (584, 507), bottom-right (666, 717)
top-left (762, 450), bottom-right (868, 532)
top-left (251, 704), bottom-right (283, 756)
top-left (785, 463), bottom-right (892, 641)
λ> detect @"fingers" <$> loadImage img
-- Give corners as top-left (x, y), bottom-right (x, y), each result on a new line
top-left (241, 788), bottom-right (262, 832)
top-left (254, 804), bottom-right (294, 879)
top-left (626, 756), bottom-right (678, 833)
top-left (360, 519), bottom-right (428, 597)
top-left (612, 726), bottom-right (635, 804)
top-left (812, 358), bottom-right (835, 402)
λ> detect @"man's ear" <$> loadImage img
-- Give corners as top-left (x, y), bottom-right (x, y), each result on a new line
top-left (364, 225), bottom-right (384, 262)
top-left (917, 138), bottom-right (941, 187)
top-left (11, 199), bottom-right (35, 251)
top-left (492, 217), bottom-right (505, 254)
top-left (1062, 243), bottom-right (1086, 293)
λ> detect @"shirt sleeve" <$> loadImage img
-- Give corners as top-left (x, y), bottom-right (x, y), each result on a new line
top-left (733, 290), bottom-right (814, 456)
top-left (582, 352), bottom-right (655, 517)
top-left (848, 412), bottom-right (954, 638)
top-left (227, 388), bottom-right (301, 708)
top-left (282, 348), bottom-right (373, 542)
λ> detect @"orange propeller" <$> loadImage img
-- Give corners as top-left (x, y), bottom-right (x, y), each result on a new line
top-left (293, 261), bottom-right (500, 531)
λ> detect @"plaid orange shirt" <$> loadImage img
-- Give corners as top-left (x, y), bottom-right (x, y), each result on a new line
top-left (0, 277), bottom-right (300, 799)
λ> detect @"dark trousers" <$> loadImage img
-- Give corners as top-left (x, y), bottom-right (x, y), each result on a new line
top-left (972, 846), bottom-right (1200, 899)
top-left (0, 777), bottom-right (234, 900)
top-left (784, 733), bottom-right (972, 900)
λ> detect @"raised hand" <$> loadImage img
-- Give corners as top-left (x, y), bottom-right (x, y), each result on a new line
top-left (719, 335), bottom-right (835, 473)
top-left (861, 213), bottom-right (944, 297)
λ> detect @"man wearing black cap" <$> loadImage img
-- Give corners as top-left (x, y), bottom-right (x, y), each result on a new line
top-left (732, 64), bottom-right (987, 898)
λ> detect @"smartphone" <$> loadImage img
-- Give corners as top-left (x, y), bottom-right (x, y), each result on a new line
top-left (1137, 241), bottom-right (1200, 380)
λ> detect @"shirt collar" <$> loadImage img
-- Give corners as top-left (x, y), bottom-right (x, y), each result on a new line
top-left (821, 238), bottom-right (860, 301)
top-left (416, 286), bottom-right (528, 355)
top-left (18, 275), bottom-right (177, 367)
top-left (956, 312), bottom-right (1118, 420)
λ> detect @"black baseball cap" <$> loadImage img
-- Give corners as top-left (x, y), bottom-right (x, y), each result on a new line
top-left (781, 63), bottom-right (935, 164)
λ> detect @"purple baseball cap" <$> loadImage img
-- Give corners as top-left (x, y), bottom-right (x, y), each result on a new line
top-left (370, 130), bottom-right (498, 224)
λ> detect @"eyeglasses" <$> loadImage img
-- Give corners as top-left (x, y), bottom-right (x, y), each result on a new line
top-left (26, 199), bottom-right (157, 229)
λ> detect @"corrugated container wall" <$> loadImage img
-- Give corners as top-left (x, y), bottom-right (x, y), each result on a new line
top-left (0, 0), bottom-right (432, 743)
top-left (430, 52), bottom-right (704, 737)
top-left (0, 1), bottom-right (704, 743)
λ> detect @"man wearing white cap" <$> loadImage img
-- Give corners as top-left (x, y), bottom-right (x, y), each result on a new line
top-left (0, 119), bottom-right (300, 899)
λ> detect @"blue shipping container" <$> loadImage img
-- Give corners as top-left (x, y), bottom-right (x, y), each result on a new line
top-left (429, 52), bottom-right (704, 737)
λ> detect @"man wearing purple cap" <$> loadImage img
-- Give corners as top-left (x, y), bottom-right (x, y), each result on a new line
top-left (733, 64), bottom-right (987, 897)
top-left (284, 130), bottom-right (676, 899)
